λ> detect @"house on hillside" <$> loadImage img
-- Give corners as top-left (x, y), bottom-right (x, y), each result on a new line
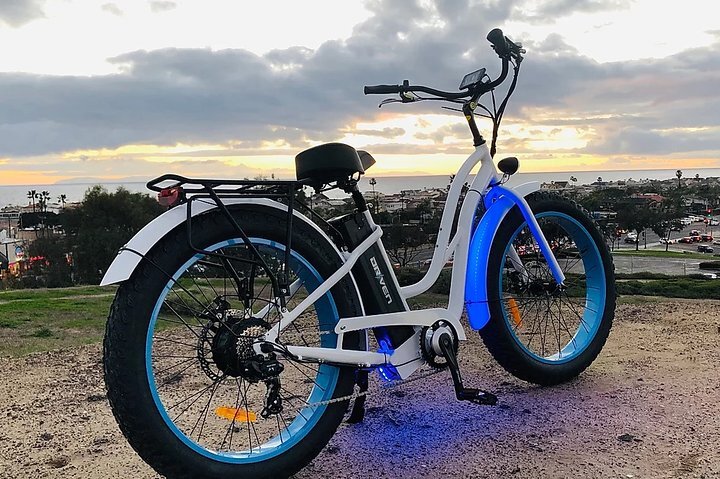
top-left (629, 193), bottom-right (665, 210)
top-left (540, 181), bottom-right (570, 191)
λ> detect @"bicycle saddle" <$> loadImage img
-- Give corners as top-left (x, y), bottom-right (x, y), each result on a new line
top-left (295, 142), bottom-right (374, 188)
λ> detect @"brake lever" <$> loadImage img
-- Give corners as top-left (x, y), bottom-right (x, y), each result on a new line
top-left (378, 91), bottom-right (421, 108)
top-left (378, 98), bottom-right (402, 108)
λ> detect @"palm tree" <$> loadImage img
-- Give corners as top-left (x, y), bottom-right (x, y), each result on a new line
top-left (369, 178), bottom-right (378, 212)
top-left (676, 169), bottom-right (683, 189)
top-left (40, 190), bottom-right (51, 212)
top-left (58, 194), bottom-right (67, 209)
top-left (27, 190), bottom-right (37, 213)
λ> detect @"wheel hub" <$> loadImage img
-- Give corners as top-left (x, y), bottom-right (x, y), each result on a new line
top-left (527, 278), bottom-right (563, 297)
top-left (210, 317), bottom-right (272, 379)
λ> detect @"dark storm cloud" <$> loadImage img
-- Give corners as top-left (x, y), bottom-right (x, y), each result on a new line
top-left (0, 0), bottom-right (718, 162)
top-left (0, 0), bottom-right (45, 27)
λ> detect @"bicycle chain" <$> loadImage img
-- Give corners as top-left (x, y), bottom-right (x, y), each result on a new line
top-left (284, 366), bottom-right (446, 411)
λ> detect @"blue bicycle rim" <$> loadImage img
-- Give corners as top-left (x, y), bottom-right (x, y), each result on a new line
top-left (145, 238), bottom-right (340, 463)
top-left (500, 212), bottom-right (606, 364)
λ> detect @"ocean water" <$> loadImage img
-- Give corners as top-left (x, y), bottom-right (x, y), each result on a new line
top-left (2, 167), bottom-right (719, 207)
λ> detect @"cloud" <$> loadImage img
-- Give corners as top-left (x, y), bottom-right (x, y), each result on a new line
top-left (0, 0), bottom-right (45, 27)
top-left (149, 1), bottom-right (177, 13)
top-left (513, 0), bottom-right (631, 24)
top-left (0, 153), bottom-right (286, 182)
top-left (0, 0), bottom-right (718, 168)
top-left (100, 3), bottom-right (123, 16)
top-left (347, 127), bottom-right (406, 138)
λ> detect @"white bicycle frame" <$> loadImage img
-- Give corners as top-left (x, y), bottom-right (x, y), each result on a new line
top-left (101, 141), bottom-right (566, 381)
top-left (258, 141), bottom-right (565, 379)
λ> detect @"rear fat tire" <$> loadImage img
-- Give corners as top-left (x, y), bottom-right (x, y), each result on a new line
top-left (103, 206), bottom-right (362, 479)
top-left (481, 193), bottom-right (615, 385)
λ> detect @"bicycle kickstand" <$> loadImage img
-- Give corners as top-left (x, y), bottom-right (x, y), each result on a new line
top-left (438, 333), bottom-right (498, 406)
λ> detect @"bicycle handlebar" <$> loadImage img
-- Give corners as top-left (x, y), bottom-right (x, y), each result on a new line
top-left (363, 84), bottom-right (403, 95)
top-left (486, 28), bottom-right (510, 57)
top-left (363, 82), bottom-right (472, 99)
top-left (487, 28), bottom-right (525, 61)
top-left (364, 28), bottom-right (520, 101)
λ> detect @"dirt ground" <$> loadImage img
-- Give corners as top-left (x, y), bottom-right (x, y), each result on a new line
top-left (0, 297), bottom-right (718, 479)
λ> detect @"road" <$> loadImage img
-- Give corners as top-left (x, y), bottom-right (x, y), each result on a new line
top-left (611, 254), bottom-right (704, 275)
top-left (403, 220), bottom-right (719, 276)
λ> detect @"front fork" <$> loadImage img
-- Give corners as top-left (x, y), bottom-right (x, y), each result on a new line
top-left (485, 185), bottom-right (566, 285)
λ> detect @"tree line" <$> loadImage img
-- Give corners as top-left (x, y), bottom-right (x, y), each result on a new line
top-left (5, 186), bottom-right (164, 288)
top-left (5, 173), bottom-right (716, 289)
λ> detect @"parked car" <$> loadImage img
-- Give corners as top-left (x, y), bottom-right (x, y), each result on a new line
top-left (690, 229), bottom-right (701, 236)
top-left (712, 239), bottom-right (720, 245)
top-left (697, 244), bottom-right (714, 253)
top-left (701, 233), bottom-right (713, 242)
top-left (624, 235), bottom-right (638, 244)
top-left (678, 237), bottom-right (694, 244)
top-left (700, 272), bottom-right (718, 279)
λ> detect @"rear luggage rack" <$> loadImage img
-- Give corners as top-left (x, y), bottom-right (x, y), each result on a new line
top-left (147, 173), bottom-right (309, 198)
top-left (144, 174), bottom-right (345, 311)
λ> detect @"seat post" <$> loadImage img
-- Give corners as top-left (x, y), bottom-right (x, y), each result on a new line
top-left (350, 184), bottom-right (368, 213)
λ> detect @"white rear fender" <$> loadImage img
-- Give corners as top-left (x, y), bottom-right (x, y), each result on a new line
top-left (100, 198), bottom-right (344, 286)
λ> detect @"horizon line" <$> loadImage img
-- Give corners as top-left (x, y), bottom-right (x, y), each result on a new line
top-left (1, 166), bottom-right (719, 188)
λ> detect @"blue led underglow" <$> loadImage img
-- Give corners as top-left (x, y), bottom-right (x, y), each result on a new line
top-left (376, 338), bottom-right (401, 381)
top-left (465, 193), bottom-right (514, 330)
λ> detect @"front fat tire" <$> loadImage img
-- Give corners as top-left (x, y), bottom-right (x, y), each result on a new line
top-left (103, 206), bottom-right (362, 479)
top-left (482, 192), bottom-right (615, 386)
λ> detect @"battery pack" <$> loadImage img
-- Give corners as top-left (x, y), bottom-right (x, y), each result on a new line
top-left (328, 212), bottom-right (415, 349)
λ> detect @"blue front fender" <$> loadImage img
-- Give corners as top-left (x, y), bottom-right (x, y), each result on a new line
top-left (464, 182), bottom-right (539, 330)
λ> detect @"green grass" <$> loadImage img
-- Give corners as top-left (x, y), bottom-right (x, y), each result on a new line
top-left (0, 285), bottom-right (116, 302)
top-left (616, 277), bottom-right (720, 299)
top-left (0, 285), bottom-right (116, 357)
top-left (2, 276), bottom-right (720, 357)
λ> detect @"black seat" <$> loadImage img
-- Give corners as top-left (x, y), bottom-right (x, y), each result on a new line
top-left (295, 143), bottom-right (376, 188)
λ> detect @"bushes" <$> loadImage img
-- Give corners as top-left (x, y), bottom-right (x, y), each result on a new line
top-left (616, 277), bottom-right (720, 299)
top-left (396, 267), bottom-right (452, 294)
top-left (396, 266), bottom-right (720, 300)
top-left (699, 261), bottom-right (720, 270)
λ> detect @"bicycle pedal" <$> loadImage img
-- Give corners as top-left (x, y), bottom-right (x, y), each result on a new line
top-left (458, 388), bottom-right (498, 406)
top-left (436, 332), bottom-right (498, 406)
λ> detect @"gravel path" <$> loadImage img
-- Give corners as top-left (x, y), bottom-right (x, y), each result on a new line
top-left (0, 298), bottom-right (718, 478)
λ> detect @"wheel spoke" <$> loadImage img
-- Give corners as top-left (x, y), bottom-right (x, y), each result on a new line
top-left (141, 236), bottom-right (343, 463)
top-left (497, 209), bottom-right (608, 365)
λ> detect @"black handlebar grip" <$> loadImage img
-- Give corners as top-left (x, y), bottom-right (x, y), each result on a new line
top-left (487, 28), bottom-right (510, 56)
top-left (364, 84), bottom-right (401, 95)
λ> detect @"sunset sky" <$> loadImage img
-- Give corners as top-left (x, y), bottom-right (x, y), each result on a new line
top-left (1, 0), bottom-right (719, 185)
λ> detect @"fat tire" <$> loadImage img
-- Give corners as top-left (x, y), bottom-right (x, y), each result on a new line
top-left (103, 205), bottom-right (362, 479)
top-left (482, 192), bottom-right (615, 385)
